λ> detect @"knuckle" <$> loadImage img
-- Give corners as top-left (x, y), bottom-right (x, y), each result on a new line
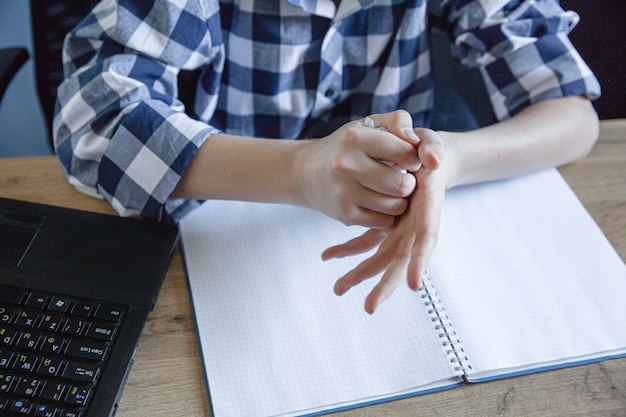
top-left (329, 155), bottom-right (354, 179)
top-left (416, 169), bottom-right (437, 188)
top-left (392, 109), bottom-right (413, 126)
top-left (416, 127), bottom-right (443, 146)
top-left (342, 123), bottom-right (361, 142)
top-left (331, 188), bottom-right (359, 224)
top-left (337, 206), bottom-right (360, 226)
top-left (395, 173), bottom-right (416, 196)
top-left (390, 198), bottom-right (408, 216)
top-left (376, 215), bottom-right (396, 229)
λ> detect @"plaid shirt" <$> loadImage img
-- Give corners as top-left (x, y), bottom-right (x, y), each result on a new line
top-left (54, 0), bottom-right (600, 222)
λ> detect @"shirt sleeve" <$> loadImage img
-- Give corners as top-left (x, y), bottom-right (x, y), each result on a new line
top-left (53, 0), bottom-right (224, 222)
top-left (432, 0), bottom-right (601, 121)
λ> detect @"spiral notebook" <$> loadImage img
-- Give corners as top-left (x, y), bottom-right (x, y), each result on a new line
top-left (179, 169), bottom-right (626, 417)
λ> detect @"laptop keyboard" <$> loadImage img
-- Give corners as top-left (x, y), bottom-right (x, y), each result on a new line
top-left (0, 285), bottom-right (126, 417)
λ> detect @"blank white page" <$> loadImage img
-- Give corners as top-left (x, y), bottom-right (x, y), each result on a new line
top-left (180, 202), bottom-right (460, 417)
top-left (427, 169), bottom-right (626, 381)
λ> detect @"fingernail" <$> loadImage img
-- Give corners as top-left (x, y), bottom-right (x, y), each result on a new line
top-left (410, 161), bottom-right (423, 173)
top-left (402, 127), bottom-right (420, 144)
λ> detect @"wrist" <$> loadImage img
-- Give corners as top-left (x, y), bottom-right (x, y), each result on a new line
top-left (433, 130), bottom-right (462, 190)
top-left (291, 139), bottom-right (318, 209)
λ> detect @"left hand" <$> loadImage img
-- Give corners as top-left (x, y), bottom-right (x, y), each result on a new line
top-left (322, 128), bottom-right (447, 314)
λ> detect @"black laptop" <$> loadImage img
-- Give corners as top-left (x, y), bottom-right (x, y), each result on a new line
top-left (0, 197), bottom-right (179, 417)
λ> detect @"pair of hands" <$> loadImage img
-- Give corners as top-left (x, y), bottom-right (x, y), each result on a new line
top-left (305, 111), bottom-right (448, 314)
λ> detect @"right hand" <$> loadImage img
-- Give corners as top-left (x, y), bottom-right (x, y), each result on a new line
top-left (296, 110), bottom-right (423, 228)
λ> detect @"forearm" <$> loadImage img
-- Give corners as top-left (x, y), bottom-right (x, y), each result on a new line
top-left (172, 133), bottom-right (307, 205)
top-left (440, 96), bottom-right (599, 189)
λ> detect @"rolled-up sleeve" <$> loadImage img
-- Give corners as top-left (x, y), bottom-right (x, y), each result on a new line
top-left (54, 0), bottom-right (224, 222)
top-left (435, 0), bottom-right (601, 120)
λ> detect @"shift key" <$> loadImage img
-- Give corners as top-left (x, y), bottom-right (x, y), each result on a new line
top-left (85, 323), bottom-right (116, 341)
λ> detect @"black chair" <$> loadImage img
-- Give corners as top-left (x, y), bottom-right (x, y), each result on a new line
top-left (0, 47), bottom-right (30, 106)
top-left (29, 0), bottom-right (103, 143)
top-left (0, 1), bottom-right (102, 152)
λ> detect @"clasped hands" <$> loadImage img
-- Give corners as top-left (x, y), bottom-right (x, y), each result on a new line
top-left (311, 110), bottom-right (447, 314)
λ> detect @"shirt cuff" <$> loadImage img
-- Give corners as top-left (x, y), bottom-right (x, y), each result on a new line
top-left (97, 101), bottom-right (218, 222)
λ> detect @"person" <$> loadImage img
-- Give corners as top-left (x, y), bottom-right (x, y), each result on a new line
top-left (54, 0), bottom-right (600, 313)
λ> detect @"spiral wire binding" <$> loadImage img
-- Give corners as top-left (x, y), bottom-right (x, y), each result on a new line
top-left (420, 271), bottom-right (472, 379)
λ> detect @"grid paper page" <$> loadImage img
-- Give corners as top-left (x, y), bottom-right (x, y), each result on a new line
top-left (428, 169), bottom-right (626, 380)
top-left (180, 202), bottom-right (460, 417)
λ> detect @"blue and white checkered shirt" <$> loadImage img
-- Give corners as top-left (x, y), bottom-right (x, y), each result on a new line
top-left (54, 0), bottom-right (600, 222)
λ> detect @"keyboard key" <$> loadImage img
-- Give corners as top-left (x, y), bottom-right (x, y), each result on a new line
top-left (11, 352), bottom-right (38, 373)
top-left (61, 318), bottom-right (87, 336)
top-left (36, 356), bottom-right (65, 377)
top-left (33, 403), bottom-right (59, 417)
top-left (10, 398), bottom-right (33, 414)
top-left (0, 349), bottom-right (14, 368)
top-left (15, 310), bottom-right (42, 328)
top-left (0, 327), bottom-right (19, 346)
top-left (94, 304), bottom-right (124, 322)
top-left (25, 293), bottom-right (49, 310)
top-left (71, 301), bottom-right (96, 318)
top-left (0, 374), bottom-right (17, 393)
top-left (38, 312), bottom-right (65, 332)
top-left (16, 331), bottom-right (42, 350)
top-left (0, 305), bottom-right (18, 324)
top-left (63, 362), bottom-right (100, 384)
top-left (64, 385), bottom-right (91, 406)
top-left (13, 376), bottom-right (41, 397)
top-left (39, 381), bottom-right (67, 402)
top-left (49, 297), bottom-right (73, 313)
top-left (40, 335), bottom-right (67, 355)
top-left (57, 408), bottom-right (84, 417)
top-left (65, 339), bottom-right (108, 362)
top-left (85, 322), bottom-right (117, 342)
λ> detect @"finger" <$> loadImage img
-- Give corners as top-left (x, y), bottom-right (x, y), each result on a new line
top-left (332, 173), bottom-right (417, 221)
top-left (405, 169), bottom-right (444, 290)
top-left (364, 265), bottom-right (407, 314)
top-left (368, 110), bottom-right (420, 146)
top-left (321, 229), bottom-right (387, 260)
top-left (358, 163), bottom-right (417, 199)
top-left (407, 254), bottom-right (428, 292)
top-left (364, 234), bottom-right (416, 313)
top-left (356, 122), bottom-right (422, 172)
top-left (357, 163), bottom-right (417, 198)
top-left (333, 236), bottom-right (399, 296)
top-left (337, 124), bottom-right (418, 197)
top-left (337, 205), bottom-right (398, 229)
top-left (414, 128), bottom-right (445, 170)
top-left (406, 221), bottom-right (439, 291)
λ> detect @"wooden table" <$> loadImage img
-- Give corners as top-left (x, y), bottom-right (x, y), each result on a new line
top-left (1, 120), bottom-right (625, 416)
